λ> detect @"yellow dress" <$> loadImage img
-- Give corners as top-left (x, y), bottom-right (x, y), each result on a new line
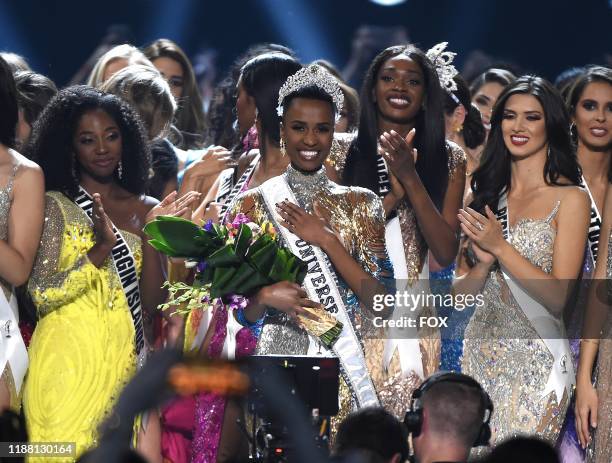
top-left (24, 191), bottom-right (141, 462)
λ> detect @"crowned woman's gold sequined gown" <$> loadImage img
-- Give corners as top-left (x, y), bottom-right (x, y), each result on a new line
top-left (462, 202), bottom-right (570, 453)
top-left (229, 164), bottom-right (394, 426)
top-left (24, 192), bottom-right (141, 461)
top-left (588, 229), bottom-right (612, 462)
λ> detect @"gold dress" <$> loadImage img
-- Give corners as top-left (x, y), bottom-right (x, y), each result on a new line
top-left (462, 202), bottom-right (569, 452)
top-left (588, 229), bottom-right (612, 462)
top-left (229, 164), bottom-right (394, 423)
top-left (330, 139), bottom-right (466, 418)
top-left (24, 191), bottom-right (140, 461)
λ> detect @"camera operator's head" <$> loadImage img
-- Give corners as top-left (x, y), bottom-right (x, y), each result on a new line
top-left (404, 372), bottom-right (492, 463)
top-left (334, 407), bottom-right (409, 463)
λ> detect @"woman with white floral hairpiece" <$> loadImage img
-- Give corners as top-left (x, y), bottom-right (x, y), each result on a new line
top-left (334, 43), bottom-right (466, 418)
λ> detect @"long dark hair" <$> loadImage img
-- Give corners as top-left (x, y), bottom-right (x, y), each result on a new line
top-left (566, 66), bottom-right (612, 180)
top-left (470, 76), bottom-right (581, 213)
top-left (240, 53), bottom-right (302, 149)
top-left (445, 75), bottom-right (486, 149)
top-left (342, 44), bottom-right (448, 208)
top-left (26, 85), bottom-right (151, 199)
top-left (0, 56), bottom-right (18, 148)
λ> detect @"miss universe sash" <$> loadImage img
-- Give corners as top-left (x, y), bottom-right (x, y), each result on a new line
top-left (74, 187), bottom-right (145, 364)
top-left (219, 154), bottom-right (260, 222)
top-left (496, 194), bottom-right (574, 404)
top-left (0, 289), bottom-right (28, 394)
top-left (259, 175), bottom-right (379, 407)
top-left (580, 176), bottom-right (602, 264)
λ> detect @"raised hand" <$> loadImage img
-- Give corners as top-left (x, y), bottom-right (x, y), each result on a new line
top-left (184, 146), bottom-right (237, 180)
top-left (458, 206), bottom-right (505, 256)
top-left (275, 200), bottom-right (336, 249)
top-left (145, 191), bottom-right (202, 223)
top-left (379, 128), bottom-right (418, 179)
top-left (92, 193), bottom-right (117, 248)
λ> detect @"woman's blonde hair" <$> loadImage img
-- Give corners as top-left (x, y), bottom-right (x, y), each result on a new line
top-left (101, 64), bottom-right (176, 140)
top-left (87, 44), bottom-right (153, 88)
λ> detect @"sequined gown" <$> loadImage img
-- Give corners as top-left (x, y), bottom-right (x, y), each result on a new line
top-left (24, 191), bottom-right (140, 461)
top-left (588, 229), bottom-right (612, 462)
top-left (329, 138), bottom-right (466, 418)
top-left (0, 162), bottom-right (24, 411)
top-left (462, 202), bottom-right (570, 452)
top-left (229, 164), bottom-right (394, 423)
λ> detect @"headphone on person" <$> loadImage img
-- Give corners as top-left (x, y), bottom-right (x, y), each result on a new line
top-left (403, 371), bottom-right (493, 447)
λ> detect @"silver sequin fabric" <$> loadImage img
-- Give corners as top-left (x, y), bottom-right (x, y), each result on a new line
top-left (462, 201), bottom-right (569, 455)
top-left (0, 162), bottom-right (19, 411)
top-left (588, 229), bottom-right (612, 462)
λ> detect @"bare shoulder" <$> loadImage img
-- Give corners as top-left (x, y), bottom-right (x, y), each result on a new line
top-left (558, 185), bottom-right (589, 215)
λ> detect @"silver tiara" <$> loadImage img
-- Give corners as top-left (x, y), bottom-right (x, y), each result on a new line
top-left (277, 64), bottom-right (344, 121)
top-left (426, 42), bottom-right (459, 97)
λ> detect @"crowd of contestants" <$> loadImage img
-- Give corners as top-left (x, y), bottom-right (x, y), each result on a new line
top-left (0, 35), bottom-right (610, 463)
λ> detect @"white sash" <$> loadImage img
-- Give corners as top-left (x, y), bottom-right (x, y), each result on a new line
top-left (497, 194), bottom-right (574, 404)
top-left (74, 187), bottom-right (146, 366)
top-left (0, 289), bottom-right (27, 394)
top-left (382, 217), bottom-right (426, 379)
top-left (580, 176), bottom-right (602, 264)
top-left (259, 175), bottom-right (379, 407)
top-left (219, 154), bottom-right (260, 222)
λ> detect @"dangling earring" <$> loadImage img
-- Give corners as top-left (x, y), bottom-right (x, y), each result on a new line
top-left (117, 160), bottom-right (123, 179)
top-left (280, 138), bottom-right (287, 157)
top-left (547, 145), bottom-right (551, 158)
top-left (569, 122), bottom-right (577, 143)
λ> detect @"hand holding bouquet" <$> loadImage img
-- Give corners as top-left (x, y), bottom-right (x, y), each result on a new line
top-left (144, 213), bottom-right (343, 347)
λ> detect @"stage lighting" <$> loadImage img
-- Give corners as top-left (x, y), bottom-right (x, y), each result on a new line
top-left (370, 0), bottom-right (408, 5)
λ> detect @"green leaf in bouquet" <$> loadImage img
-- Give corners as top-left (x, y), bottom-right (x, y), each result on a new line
top-left (143, 216), bottom-right (205, 255)
top-left (206, 245), bottom-right (241, 267)
top-left (147, 239), bottom-right (183, 257)
top-left (210, 266), bottom-right (238, 298)
top-left (234, 224), bottom-right (253, 257)
top-left (248, 241), bottom-right (277, 274)
top-left (246, 234), bottom-right (273, 259)
top-left (268, 252), bottom-right (293, 282)
top-left (214, 262), bottom-right (261, 296)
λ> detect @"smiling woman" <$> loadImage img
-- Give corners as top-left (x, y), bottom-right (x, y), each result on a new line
top-left (201, 64), bottom-right (396, 456)
top-left (22, 86), bottom-right (199, 461)
top-left (455, 76), bottom-right (590, 453)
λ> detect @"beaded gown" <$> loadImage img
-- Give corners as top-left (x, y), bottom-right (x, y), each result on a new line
top-left (24, 191), bottom-right (140, 461)
top-left (329, 137), bottom-right (466, 418)
top-left (462, 202), bottom-right (570, 453)
top-left (229, 164), bottom-right (395, 424)
top-left (587, 229), bottom-right (612, 462)
top-left (0, 162), bottom-right (25, 412)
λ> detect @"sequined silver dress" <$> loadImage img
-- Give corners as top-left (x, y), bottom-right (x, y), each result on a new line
top-left (462, 202), bottom-right (570, 452)
top-left (588, 229), bottom-right (612, 462)
top-left (0, 162), bottom-right (21, 411)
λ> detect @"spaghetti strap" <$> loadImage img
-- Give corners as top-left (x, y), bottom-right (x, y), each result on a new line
top-left (1, 162), bottom-right (20, 195)
top-left (544, 200), bottom-right (561, 224)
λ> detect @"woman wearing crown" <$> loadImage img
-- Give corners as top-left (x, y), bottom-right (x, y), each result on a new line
top-left (337, 44), bottom-right (466, 418)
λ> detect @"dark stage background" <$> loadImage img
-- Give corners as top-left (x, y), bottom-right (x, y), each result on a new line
top-left (1, 0), bottom-right (610, 88)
